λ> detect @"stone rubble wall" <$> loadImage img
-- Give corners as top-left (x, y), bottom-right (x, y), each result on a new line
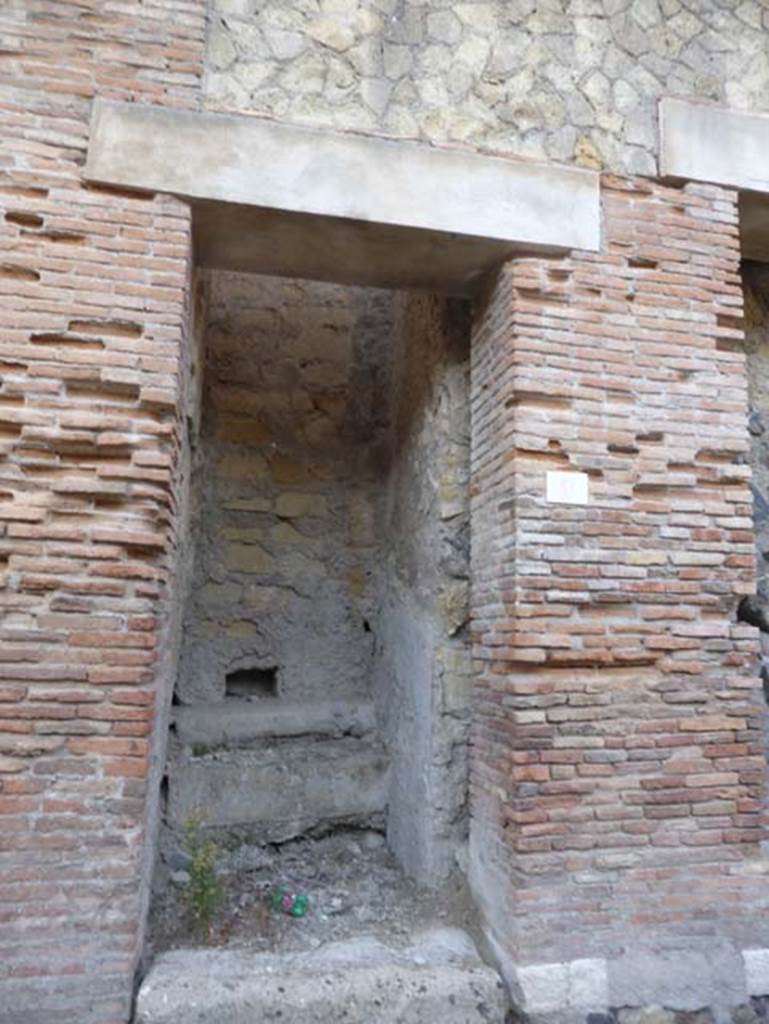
top-left (160, 274), bottom-right (396, 852)
top-left (176, 272), bottom-right (392, 706)
top-left (0, 1), bottom-right (207, 1021)
top-left (205, 0), bottom-right (769, 176)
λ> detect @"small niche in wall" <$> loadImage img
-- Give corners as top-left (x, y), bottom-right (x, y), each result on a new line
top-left (225, 667), bottom-right (278, 700)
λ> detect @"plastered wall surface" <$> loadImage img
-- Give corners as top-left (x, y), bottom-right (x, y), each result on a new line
top-left (374, 293), bottom-right (473, 884)
top-left (205, 0), bottom-right (769, 175)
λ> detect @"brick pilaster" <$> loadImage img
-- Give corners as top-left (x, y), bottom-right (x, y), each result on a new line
top-left (0, 3), bottom-right (206, 1021)
top-left (469, 177), bottom-right (769, 965)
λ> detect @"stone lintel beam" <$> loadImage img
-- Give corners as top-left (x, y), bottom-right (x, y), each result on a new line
top-left (84, 100), bottom-right (600, 296)
top-left (659, 97), bottom-right (769, 262)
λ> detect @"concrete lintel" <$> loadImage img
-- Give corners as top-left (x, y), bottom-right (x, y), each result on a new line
top-left (659, 98), bottom-right (769, 263)
top-left (85, 100), bottom-right (600, 295)
top-left (660, 98), bottom-right (769, 193)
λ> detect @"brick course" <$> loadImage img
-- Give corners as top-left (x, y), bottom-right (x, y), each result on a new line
top-left (469, 176), bottom-right (769, 965)
top-left (0, 2), bottom-right (205, 1020)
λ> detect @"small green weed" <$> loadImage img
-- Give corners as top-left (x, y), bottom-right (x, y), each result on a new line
top-left (183, 812), bottom-right (223, 937)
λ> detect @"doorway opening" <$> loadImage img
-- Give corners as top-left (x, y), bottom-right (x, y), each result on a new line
top-left (150, 269), bottom-right (474, 952)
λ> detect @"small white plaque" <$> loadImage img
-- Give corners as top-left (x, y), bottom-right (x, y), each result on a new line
top-left (744, 948), bottom-right (769, 995)
top-left (546, 470), bottom-right (589, 505)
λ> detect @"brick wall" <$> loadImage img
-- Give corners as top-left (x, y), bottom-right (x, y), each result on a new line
top-left (469, 177), bottom-right (769, 966)
top-left (4, 2), bottom-right (769, 1016)
top-left (0, 3), bottom-right (205, 1021)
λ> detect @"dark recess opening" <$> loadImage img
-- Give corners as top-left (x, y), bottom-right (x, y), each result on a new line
top-left (225, 666), bottom-right (278, 699)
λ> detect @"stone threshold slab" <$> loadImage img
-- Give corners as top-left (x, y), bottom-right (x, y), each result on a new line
top-left (136, 932), bottom-right (508, 1024)
top-left (85, 100), bottom-right (600, 295)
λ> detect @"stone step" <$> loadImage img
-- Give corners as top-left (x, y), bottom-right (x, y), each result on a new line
top-left (135, 929), bottom-right (509, 1024)
top-left (173, 698), bottom-right (376, 747)
top-left (166, 735), bottom-right (388, 840)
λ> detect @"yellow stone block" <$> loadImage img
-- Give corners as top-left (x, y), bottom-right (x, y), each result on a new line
top-left (216, 415), bottom-right (271, 444)
top-left (222, 497), bottom-right (272, 513)
top-left (269, 453), bottom-right (311, 483)
top-left (244, 585), bottom-right (290, 611)
top-left (223, 527), bottom-right (266, 544)
top-left (217, 452), bottom-right (269, 480)
top-left (347, 565), bottom-right (367, 596)
top-left (223, 542), bottom-right (273, 574)
top-left (226, 620), bottom-right (257, 638)
top-left (271, 522), bottom-right (307, 544)
top-left (275, 493), bottom-right (326, 518)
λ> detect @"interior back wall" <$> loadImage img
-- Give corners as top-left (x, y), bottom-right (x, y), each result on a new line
top-left (177, 273), bottom-right (393, 706)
